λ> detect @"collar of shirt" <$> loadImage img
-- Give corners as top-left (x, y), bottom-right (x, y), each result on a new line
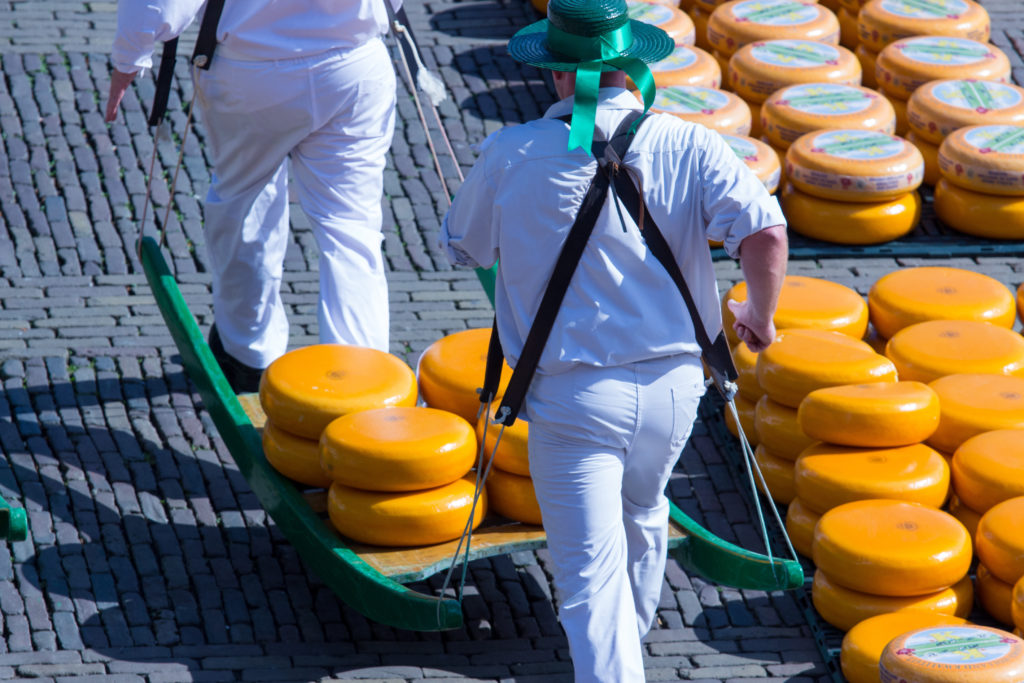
top-left (542, 88), bottom-right (644, 134)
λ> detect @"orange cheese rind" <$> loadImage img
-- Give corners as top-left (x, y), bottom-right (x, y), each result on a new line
top-left (938, 124), bottom-right (1024, 196)
top-left (797, 380), bottom-right (940, 447)
top-left (880, 624), bottom-right (1024, 683)
top-left (884, 319), bottom-right (1024, 383)
top-left (856, 0), bottom-right (991, 54)
top-left (728, 40), bottom-right (860, 104)
top-left (928, 376), bottom-right (1024, 455)
top-left (875, 36), bottom-right (1010, 100)
top-left (708, 0), bottom-right (840, 57)
top-left (907, 79), bottom-right (1024, 146)
top-left (762, 83), bottom-right (896, 150)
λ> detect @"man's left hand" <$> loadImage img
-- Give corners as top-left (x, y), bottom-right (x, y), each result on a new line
top-left (105, 68), bottom-right (138, 123)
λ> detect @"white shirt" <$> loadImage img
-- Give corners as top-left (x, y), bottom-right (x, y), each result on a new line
top-left (111, 0), bottom-right (400, 74)
top-left (441, 88), bottom-right (785, 375)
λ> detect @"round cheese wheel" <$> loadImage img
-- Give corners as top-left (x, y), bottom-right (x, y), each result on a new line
top-left (1013, 576), bottom-right (1024, 633)
top-left (813, 569), bottom-right (973, 632)
top-left (419, 328), bottom-right (512, 425)
top-left (721, 133), bottom-right (782, 193)
top-left (260, 344), bottom-right (418, 440)
top-left (327, 475), bottom-right (486, 547)
top-left (868, 266), bottom-right (1017, 340)
top-left (646, 86), bottom-right (753, 135)
top-left (946, 493), bottom-right (982, 539)
top-left (885, 319), bottom-right (1024, 383)
top-left (796, 442), bottom-right (950, 515)
top-left (320, 406), bottom-right (476, 492)
top-left (780, 183), bottom-right (921, 244)
top-left (724, 393), bottom-right (760, 446)
top-left (732, 341), bottom-right (764, 402)
top-left (485, 467), bottom-right (543, 526)
top-left (785, 129), bottom-right (924, 201)
top-left (476, 403), bottom-right (530, 477)
top-left (755, 444), bottom-right (797, 503)
top-left (708, 0), bottom-right (840, 58)
top-left (691, 6), bottom-right (713, 52)
top-left (841, 611), bottom-right (968, 683)
top-left (632, 44), bottom-right (722, 90)
top-left (876, 37), bottom-right (1010, 101)
top-left (977, 563), bottom-right (1017, 626)
top-left (951, 430), bottom-right (1024, 513)
top-left (928, 376), bottom-right (1024, 455)
top-left (722, 275), bottom-right (870, 347)
top-left (934, 177), bottom-right (1024, 240)
top-left (786, 497), bottom-right (821, 557)
top-left (838, 7), bottom-right (859, 49)
top-left (938, 125), bottom-right (1024, 197)
top-left (908, 79), bottom-right (1024, 146)
top-left (856, 44), bottom-right (879, 88)
top-left (797, 380), bottom-right (940, 447)
top-left (813, 499), bottom-right (969, 595)
top-left (881, 624), bottom-right (1024, 683)
top-left (262, 419), bottom-right (333, 489)
top-left (762, 83), bottom-right (896, 150)
top-left (757, 328), bottom-right (897, 408)
top-left (908, 130), bottom-right (941, 185)
top-left (628, 0), bottom-right (697, 45)
top-left (976, 496), bottom-right (1024, 585)
top-left (856, 0), bottom-right (991, 54)
top-left (756, 395), bottom-right (816, 460)
top-left (729, 40), bottom-right (861, 104)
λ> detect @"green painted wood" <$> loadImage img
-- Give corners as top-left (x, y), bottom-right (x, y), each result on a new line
top-left (139, 237), bottom-right (463, 632)
top-left (0, 497), bottom-right (27, 542)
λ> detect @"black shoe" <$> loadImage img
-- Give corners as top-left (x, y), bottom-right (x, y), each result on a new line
top-left (208, 324), bottom-right (264, 395)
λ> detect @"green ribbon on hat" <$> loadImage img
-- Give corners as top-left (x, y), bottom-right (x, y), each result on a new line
top-left (547, 23), bottom-right (658, 155)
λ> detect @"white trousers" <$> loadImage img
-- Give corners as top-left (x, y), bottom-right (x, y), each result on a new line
top-left (194, 38), bottom-right (396, 368)
top-left (524, 355), bottom-right (705, 683)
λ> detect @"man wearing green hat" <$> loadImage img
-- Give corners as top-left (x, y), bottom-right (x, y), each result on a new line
top-left (441, 0), bottom-right (787, 679)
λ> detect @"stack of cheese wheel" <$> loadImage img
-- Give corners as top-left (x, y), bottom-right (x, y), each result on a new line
top-left (321, 405), bottom-right (487, 546)
top-left (645, 85), bottom-right (752, 134)
top-left (781, 129), bottom-right (924, 244)
top-left (935, 124), bottom-right (1024, 240)
top-left (840, 611), bottom-right (967, 683)
top-left (476, 403), bottom-right (543, 526)
top-left (418, 328), bottom-right (512, 425)
top-left (811, 499), bottom-right (973, 631)
top-left (729, 39), bottom-right (861, 138)
top-left (975, 495), bottom-right (1024, 628)
top-left (884, 320), bottom-right (1024, 384)
top-left (880, 624), bottom-right (1024, 682)
top-left (876, 38), bottom-right (1012, 179)
top-left (949, 428), bottom-right (1024, 542)
top-left (626, 0), bottom-right (697, 46)
top-left (258, 344), bottom-right (418, 489)
top-left (720, 133), bottom-right (782, 194)
top-left (628, 44), bottom-right (722, 90)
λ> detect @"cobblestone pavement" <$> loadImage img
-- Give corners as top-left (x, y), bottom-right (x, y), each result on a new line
top-left (1, 0), bottom-right (1023, 681)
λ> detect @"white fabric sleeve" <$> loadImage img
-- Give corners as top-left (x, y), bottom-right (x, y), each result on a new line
top-left (698, 127), bottom-right (786, 259)
top-left (111, 0), bottom-right (206, 74)
top-left (439, 148), bottom-right (501, 270)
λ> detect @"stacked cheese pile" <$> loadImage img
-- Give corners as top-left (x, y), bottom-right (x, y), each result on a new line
top-left (477, 404), bottom-right (543, 526)
top-left (881, 624), bottom-right (1024, 682)
top-left (729, 39), bottom-right (861, 138)
top-left (629, 44), bottom-right (722, 90)
top-left (935, 124), bottom-right (1024, 240)
top-left (781, 129), bottom-right (924, 244)
top-left (645, 85), bottom-right (753, 135)
top-left (720, 133), bottom-right (782, 194)
top-left (975, 495), bottom-right (1024, 627)
top-left (840, 611), bottom-right (968, 683)
top-left (626, 0), bottom-right (697, 46)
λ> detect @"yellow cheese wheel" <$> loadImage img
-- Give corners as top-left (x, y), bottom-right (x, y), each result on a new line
top-left (755, 444), bottom-right (797, 503)
top-left (762, 83), bottom-right (895, 150)
top-left (327, 474), bottom-right (486, 547)
top-left (708, 0), bottom-right (840, 58)
top-left (976, 496), bottom-right (1024, 585)
top-left (786, 497), bottom-right (821, 557)
top-left (757, 328), bottom-right (897, 408)
top-left (1013, 576), bottom-right (1024, 633)
top-left (259, 344), bottom-right (418, 440)
top-left (908, 79), bottom-right (1024, 146)
top-left (938, 125), bottom-right (1024, 197)
top-left (320, 406), bottom-right (476, 492)
top-left (262, 419), bottom-right (333, 489)
top-left (780, 183), bottom-right (921, 244)
top-left (729, 40), bottom-right (861, 104)
top-left (907, 130), bottom-right (941, 185)
top-left (856, 0), bottom-right (990, 54)
top-left (418, 328), bottom-right (512, 425)
top-left (785, 129), bottom-right (924, 201)
top-left (485, 467), bottom-right (543, 526)
top-left (797, 380), bottom-right (940, 447)
top-left (813, 499), bottom-right (969, 595)
top-left (977, 563), bottom-right (1016, 627)
top-left (856, 44), bottom-right (879, 88)
top-left (885, 320), bottom-right (1024, 384)
top-left (934, 177), bottom-right (1024, 240)
top-left (838, 7), bottom-right (859, 49)
top-left (720, 133), bottom-right (782, 193)
top-left (476, 403), bottom-right (530, 477)
top-left (880, 624), bottom-right (1024, 683)
top-left (951, 430), bottom-right (1024, 514)
top-left (868, 266), bottom-right (1017, 341)
top-left (691, 6), bottom-right (713, 52)
top-left (876, 37), bottom-right (1010, 101)
top-left (722, 275), bottom-right (870, 347)
top-left (645, 86), bottom-right (752, 135)
top-left (724, 393), bottom-right (760, 446)
top-left (756, 395), bottom-right (816, 460)
top-left (928, 376), bottom-right (1024, 455)
top-left (631, 44), bottom-right (722, 90)
top-left (813, 569), bottom-right (973, 632)
top-left (628, 0), bottom-right (697, 45)
top-left (796, 442), bottom-right (950, 514)
top-left (890, 93), bottom-right (908, 136)
top-left (946, 493), bottom-right (982, 540)
top-left (731, 341), bottom-right (764, 402)
top-left (841, 611), bottom-right (968, 683)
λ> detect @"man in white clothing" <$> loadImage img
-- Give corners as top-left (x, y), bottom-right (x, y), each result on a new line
top-left (106, 0), bottom-right (398, 392)
top-left (441, 0), bottom-right (788, 679)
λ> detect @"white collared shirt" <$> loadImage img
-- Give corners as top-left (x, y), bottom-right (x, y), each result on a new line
top-left (441, 88), bottom-right (785, 375)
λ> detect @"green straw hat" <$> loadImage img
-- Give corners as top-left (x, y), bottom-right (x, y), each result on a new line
top-left (507, 0), bottom-right (673, 154)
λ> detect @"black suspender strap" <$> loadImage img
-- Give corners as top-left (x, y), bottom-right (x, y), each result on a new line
top-left (191, 0), bottom-right (227, 70)
top-left (147, 38), bottom-right (179, 127)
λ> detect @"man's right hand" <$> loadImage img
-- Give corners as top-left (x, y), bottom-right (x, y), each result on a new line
top-left (105, 68), bottom-right (138, 122)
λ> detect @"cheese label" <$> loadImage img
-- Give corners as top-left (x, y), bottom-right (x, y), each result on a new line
top-left (628, 2), bottom-right (675, 26)
top-left (733, 0), bottom-right (820, 26)
top-left (654, 86), bottom-right (729, 113)
top-left (750, 40), bottom-right (840, 67)
top-left (650, 45), bottom-right (699, 72)
top-left (878, 0), bottom-right (970, 20)
top-left (931, 80), bottom-right (1024, 113)
top-left (810, 130), bottom-right (904, 160)
top-left (723, 133), bottom-right (760, 160)
top-left (897, 36), bottom-right (996, 66)
top-left (962, 125), bottom-right (1024, 155)
top-left (881, 626), bottom-right (1024, 681)
top-left (775, 83), bottom-right (875, 115)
